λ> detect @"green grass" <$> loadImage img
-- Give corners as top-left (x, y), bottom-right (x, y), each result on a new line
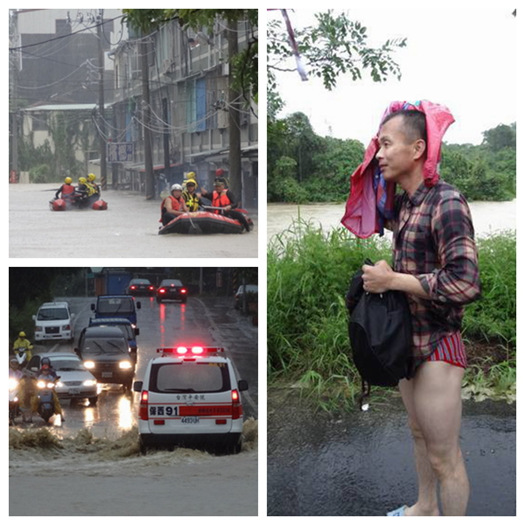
top-left (268, 222), bottom-right (516, 410)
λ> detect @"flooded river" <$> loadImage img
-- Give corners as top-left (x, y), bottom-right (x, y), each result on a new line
top-left (267, 200), bottom-right (516, 244)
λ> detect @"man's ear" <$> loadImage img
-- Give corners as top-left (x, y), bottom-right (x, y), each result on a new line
top-left (413, 139), bottom-right (426, 160)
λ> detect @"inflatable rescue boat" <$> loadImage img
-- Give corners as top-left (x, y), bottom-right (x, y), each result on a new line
top-left (158, 209), bottom-right (253, 235)
top-left (50, 198), bottom-right (108, 211)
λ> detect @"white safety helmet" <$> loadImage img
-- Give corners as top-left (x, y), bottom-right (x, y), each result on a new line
top-left (171, 183), bottom-right (183, 191)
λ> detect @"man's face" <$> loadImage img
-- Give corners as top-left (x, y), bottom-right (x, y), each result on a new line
top-left (376, 115), bottom-right (421, 183)
top-left (187, 184), bottom-right (196, 193)
top-left (214, 183), bottom-right (225, 192)
top-left (172, 190), bottom-right (182, 198)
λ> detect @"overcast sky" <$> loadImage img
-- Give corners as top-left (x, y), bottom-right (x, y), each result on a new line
top-left (269, 3), bottom-right (517, 146)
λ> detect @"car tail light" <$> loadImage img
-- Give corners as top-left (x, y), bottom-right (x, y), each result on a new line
top-left (232, 389), bottom-right (243, 419)
top-left (181, 288), bottom-right (187, 294)
top-left (159, 288), bottom-right (166, 294)
top-left (131, 285), bottom-right (136, 290)
top-left (149, 286), bottom-right (154, 291)
top-left (139, 390), bottom-right (149, 420)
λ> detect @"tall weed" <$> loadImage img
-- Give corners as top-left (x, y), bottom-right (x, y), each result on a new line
top-left (268, 222), bottom-right (516, 408)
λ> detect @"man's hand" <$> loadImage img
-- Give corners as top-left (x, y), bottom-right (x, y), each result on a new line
top-left (362, 260), bottom-right (431, 299)
top-left (362, 260), bottom-right (394, 294)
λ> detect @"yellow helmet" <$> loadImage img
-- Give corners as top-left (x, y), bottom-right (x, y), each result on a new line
top-left (79, 177), bottom-right (87, 184)
top-left (88, 173), bottom-right (96, 181)
top-left (19, 331), bottom-right (26, 338)
top-left (187, 171), bottom-right (196, 178)
top-left (64, 177), bottom-right (72, 184)
top-left (185, 178), bottom-right (198, 188)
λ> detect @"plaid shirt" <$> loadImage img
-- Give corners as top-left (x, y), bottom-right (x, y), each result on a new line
top-left (391, 180), bottom-right (481, 365)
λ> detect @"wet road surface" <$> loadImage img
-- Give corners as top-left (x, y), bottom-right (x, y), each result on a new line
top-left (267, 388), bottom-right (515, 516)
top-left (17, 295), bottom-right (258, 439)
top-left (10, 183), bottom-right (258, 258)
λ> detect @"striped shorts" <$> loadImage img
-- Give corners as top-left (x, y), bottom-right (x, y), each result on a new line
top-left (426, 331), bottom-right (467, 368)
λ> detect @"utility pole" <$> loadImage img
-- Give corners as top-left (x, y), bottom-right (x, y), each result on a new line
top-left (97, 9), bottom-right (107, 189)
top-left (9, 10), bottom-right (20, 182)
top-left (141, 35), bottom-right (154, 199)
top-left (227, 18), bottom-right (242, 204)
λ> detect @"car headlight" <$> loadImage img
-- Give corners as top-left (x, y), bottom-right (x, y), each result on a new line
top-left (119, 361), bottom-right (133, 370)
top-left (84, 360), bottom-right (96, 369)
top-left (9, 378), bottom-right (19, 391)
top-left (83, 379), bottom-right (97, 387)
top-left (56, 381), bottom-right (64, 388)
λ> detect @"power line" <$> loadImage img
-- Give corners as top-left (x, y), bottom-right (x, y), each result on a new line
top-left (9, 13), bottom-right (124, 52)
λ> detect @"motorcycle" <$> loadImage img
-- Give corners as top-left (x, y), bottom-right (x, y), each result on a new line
top-left (14, 347), bottom-right (32, 368)
top-left (9, 376), bottom-right (20, 425)
top-left (36, 377), bottom-right (59, 423)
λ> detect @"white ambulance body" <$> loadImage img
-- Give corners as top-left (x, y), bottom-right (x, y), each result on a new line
top-left (134, 346), bottom-right (248, 453)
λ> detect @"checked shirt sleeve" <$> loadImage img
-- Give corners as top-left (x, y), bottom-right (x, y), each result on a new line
top-left (416, 194), bottom-right (481, 305)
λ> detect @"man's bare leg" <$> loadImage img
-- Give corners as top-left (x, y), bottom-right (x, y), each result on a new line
top-left (398, 361), bottom-right (469, 516)
top-left (399, 377), bottom-right (440, 516)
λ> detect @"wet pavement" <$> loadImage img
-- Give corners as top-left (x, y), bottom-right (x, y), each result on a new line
top-left (267, 388), bottom-right (515, 516)
top-left (15, 295), bottom-right (258, 438)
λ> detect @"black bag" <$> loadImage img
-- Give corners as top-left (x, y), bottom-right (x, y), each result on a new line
top-left (346, 260), bottom-right (413, 408)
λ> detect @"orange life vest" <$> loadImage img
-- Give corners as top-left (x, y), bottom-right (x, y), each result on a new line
top-left (160, 195), bottom-right (184, 221)
top-left (212, 191), bottom-right (232, 213)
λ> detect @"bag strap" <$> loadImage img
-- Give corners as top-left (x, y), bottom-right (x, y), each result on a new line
top-left (357, 379), bottom-right (371, 411)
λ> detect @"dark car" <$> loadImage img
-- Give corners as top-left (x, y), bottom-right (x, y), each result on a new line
top-left (75, 326), bottom-right (135, 390)
top-left (126, 278), bottom-right (155, 296)
top-left (156, 279), bottom-right (187, 304)
top-left (88, 317), bottom-right (139, 363)
top-left (91, 295), bottom-right (141, 327)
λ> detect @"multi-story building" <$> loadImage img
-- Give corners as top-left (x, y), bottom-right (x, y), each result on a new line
top-left (110, 14), bottom-right (258, 208)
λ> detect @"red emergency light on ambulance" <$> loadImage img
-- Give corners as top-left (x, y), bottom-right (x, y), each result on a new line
top-left (133, 345), bottom-right (248, 454)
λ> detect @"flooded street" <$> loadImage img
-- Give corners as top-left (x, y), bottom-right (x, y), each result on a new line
top-left (9, 184), bottom-right (258, 259)
top-left (267, 389), bottom-right (515, 516)
top-left (10, 294), bottom-right (258, 515)
top-left (267, 200), bottom-right (516, 244)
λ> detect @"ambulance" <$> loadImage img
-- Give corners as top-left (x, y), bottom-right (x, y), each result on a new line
top-left (133, 346), bottom-right (248, 453)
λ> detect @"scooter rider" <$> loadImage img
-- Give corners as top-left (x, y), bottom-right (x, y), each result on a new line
top-left (12, 331), bottom-right (33, 366)
top-left (35, 359), bottom-right (64, 421)
top-left (9, 358), bottom-right (24, 380)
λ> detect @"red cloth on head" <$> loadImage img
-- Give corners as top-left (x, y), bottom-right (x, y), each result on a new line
top-left (341, 100), bottom-right (455, 238)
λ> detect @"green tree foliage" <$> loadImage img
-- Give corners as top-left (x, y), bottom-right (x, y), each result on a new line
top-left (441, 123), bottom-right (516, 201)
top-left (267, 10), bottom-right (406, 120)
top-left (269, 113), bottom-right (515, 203)
top-left (268, 111), bottom-right (364, 202)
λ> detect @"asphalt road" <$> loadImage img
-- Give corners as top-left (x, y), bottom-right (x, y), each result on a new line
top-left (22, 294), bottom-right (258, 439)
top-left (267, 388), bottom-right (516, 516)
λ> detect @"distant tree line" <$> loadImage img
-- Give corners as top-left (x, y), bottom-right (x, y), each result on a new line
top-left (268, 114), bottom-right (515, 203)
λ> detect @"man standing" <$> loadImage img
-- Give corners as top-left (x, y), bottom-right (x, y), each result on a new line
top-left (360, 106), bottom-right (481, 516)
